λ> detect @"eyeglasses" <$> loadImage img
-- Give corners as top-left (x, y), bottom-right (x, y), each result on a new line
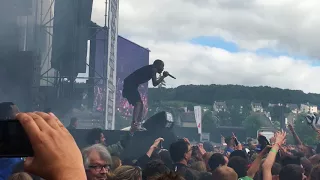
top-left (88, 164), bottom-right (111, 172)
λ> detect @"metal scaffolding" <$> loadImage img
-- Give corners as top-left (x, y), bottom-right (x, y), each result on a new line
top-left (30, 0), bottom-right (110, 113)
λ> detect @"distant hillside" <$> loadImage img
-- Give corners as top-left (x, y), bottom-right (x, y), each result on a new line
top-left (148, 85), bottom-right (320, 107)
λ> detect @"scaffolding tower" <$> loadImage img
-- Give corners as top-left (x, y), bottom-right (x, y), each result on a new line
top-left (28, 0), bottom-right (115, 128)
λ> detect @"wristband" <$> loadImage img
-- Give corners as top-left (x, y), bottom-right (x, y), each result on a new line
top-left (270, 149), bottom-right (278, 154)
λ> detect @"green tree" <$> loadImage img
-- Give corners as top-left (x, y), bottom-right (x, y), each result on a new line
top-left (243, 114), bottom-right (262, 137)
top-left (272, 121), bottom-right (280, 129)
top-left (229, 104), bottom-right (250, 126)
top-left (293, 114), bottom-right (318, 145)
top-left (217, 111), bottom-right (231, 126)
top-left (148, 84), bottom-right (319, 107)
top-left (269, 106), bottom-right (290, 122)
top-left (202, 111), bottom-right (217, 133)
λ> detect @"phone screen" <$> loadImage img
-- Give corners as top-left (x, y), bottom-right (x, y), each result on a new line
top-left (0, 120), bottom-right (33, 157)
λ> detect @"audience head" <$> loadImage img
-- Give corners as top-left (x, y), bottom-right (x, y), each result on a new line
top-left (301, 157), bottom-right (312, 177)
top-left (149, 172), bottom-right (185, 180)
top-left (228, 156), bottom-right (248, 178)
top-left (279, 164), bottom-right (305, 180)
top-left (208, 153), bottom-right (227, 172)
top-left (169, 140), bottom-right (192, 164)
top-left (82, 144), bottom-right (112, 180)
top-left (212, 166), bottom-right (238, 180)
top-left (112, 165), bottom-right (142, 180)
top-left (158, 149), bottom-right (173, 169)
top-left (281, 155), bottom-right (301, 167)
top-left (190, 161), bottom-right (207, 172)
top-left (309, 164), bottom-right (320, 180)
top-left (70, 117), bottom-right (78, 127)
top-left (86, 128), bottom-right (106, 145)
top-left (8, 172), bottom-right (33, 180)
top-left (142, 160), bottom-right (170, 180)
top-left (271, 163), bottom-right (282, 180)
top-left (203, 141), bottom-right (214, 152)
top-left (191, 145), bottom-right (203, 162)
top-left (225, 137), bottom-right (234, 146)
top-left (309, 154), bottom-right (320, 165)
top-left (111, 156), bottom-right (122, 171)
top-left (229, 150), bottom-right (248, 161)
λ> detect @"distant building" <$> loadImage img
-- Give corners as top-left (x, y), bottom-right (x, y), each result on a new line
top-left (268, 103), bottom-right (277, 107)
top-left (268, 103), bottom-right (283, 107)
top-left (181, 107), bottom-right (188, 112)
top-left (286, 104), bottom-right (299, 114)
top-left (251, 102), bottom-right (263, 112)
top-left (213, 101), bottom-right (227, 112)
top-left (203, 107), bottom-right (209, 112)
top-left (300, 103), bottom-right (318, 114)
top-left (285, 113), bottom-right (297, 125)
top-left (180, 112), bottom-right (196, 128)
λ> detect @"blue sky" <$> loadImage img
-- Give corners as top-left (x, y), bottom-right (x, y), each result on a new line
top-left (190, 36), bottom-right (319, 66)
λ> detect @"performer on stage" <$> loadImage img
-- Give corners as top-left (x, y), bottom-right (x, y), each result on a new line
top-left (123, 59), bottom-right (169, 131)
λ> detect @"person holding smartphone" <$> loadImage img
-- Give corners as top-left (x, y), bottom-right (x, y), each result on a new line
top-left (224, 136), bottom-right (235, 156)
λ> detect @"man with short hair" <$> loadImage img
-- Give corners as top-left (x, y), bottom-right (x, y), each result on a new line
top-left (279, 164), bottom-right (306, 180)
top-left (224, 136), bottom-right (235, 156)
top-left (67, 117), bottom-right (78, 130)
top-left (123, 59), bottom-right (169, 131)
top-left (86, 128), bottom-right (131, 156)
top-left (169, 139), bottom-right (202, 180)
top-left (82, 144), bottom-right (112, 180)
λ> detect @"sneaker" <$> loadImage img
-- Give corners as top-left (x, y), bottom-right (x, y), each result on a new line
top-left (131, 122), bottom-right (147, 131)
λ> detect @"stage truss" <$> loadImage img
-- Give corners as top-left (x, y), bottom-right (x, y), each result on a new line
top-left (31, 0), bottom-right (111, 113)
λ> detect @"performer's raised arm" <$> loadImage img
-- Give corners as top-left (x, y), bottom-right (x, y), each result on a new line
top-left (151, 68), bottom-right (168, 87)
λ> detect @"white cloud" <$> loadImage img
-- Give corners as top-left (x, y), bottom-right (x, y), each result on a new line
top-left (91, 0), bottom-right (320, 93)
top-left (132, 38), bottom-right (319, 93)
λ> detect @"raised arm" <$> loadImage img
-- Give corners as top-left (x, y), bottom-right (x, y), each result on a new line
top-left (288, 123), bottom-right (303, 145)
top-left (261, 130), bottom-right (286, 180)
top-left (151, 68), bottom-right (168, 87)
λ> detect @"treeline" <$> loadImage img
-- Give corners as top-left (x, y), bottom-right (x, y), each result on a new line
top-left (148, 84), bottom-right (320, 107)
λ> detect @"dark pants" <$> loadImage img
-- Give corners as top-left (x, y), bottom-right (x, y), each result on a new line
top-left (122, 84), bottom-right (142, 106)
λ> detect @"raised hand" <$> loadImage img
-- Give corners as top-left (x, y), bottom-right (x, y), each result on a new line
top-left (197, 143), bottom-right (206, 155)
top-left (151, 137), bottom-right (164, 149)
top-left (183, 138), bottom-right (191, 145)
top-left (16, 112), bottom-right (86, 180)
top-left (275, 130), bottom-right (286, 146)
top-left (162, 71), bottom-right (169, 77)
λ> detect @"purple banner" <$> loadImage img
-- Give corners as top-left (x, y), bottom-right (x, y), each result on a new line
top-left (116, 36), bottom-right (149, 118)
top-left (92, 29), bottom-right (149, 119)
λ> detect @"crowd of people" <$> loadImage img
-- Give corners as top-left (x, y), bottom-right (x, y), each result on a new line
top-left (2, 101), bottom-right (320, 180)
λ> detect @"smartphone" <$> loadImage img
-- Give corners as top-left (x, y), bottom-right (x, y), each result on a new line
top-left (0, 120), bottom-right (33, 157)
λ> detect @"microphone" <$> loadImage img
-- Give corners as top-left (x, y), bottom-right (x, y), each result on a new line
top-left (168, 73), bottom-right (176, 79)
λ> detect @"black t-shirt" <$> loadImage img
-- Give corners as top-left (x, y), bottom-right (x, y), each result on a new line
top-left (124, 65), bottom-right (153, 88)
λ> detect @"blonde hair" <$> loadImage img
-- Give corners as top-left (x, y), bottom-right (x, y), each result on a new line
top-left (8, 172), bottom-right (33, 180)
top-left (190, 161), bottom-right (207, 172)
top-left (111, 156), bottom-right (122, 170)
top-left (112, 165), bottom-right (141, 180)
top-left (212, 166), bottom-right (238, 180)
